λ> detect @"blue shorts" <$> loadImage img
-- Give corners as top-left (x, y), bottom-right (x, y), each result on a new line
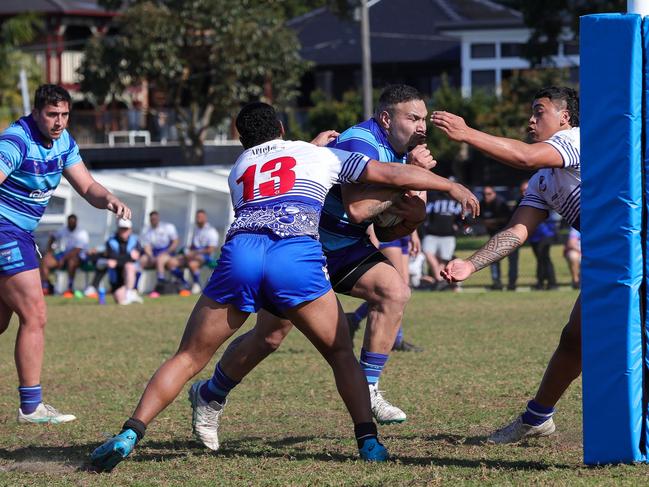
top-left (0, 220), bottom-right (39, 276)
top-left (378, 236), bottom-right (410, 255)
top-left (203, 234), bottom-right (331, 314)
top-left (153, 245), bottom-right (173, 257)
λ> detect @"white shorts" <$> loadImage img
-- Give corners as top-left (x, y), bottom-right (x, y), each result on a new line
top-left (422, 235), bottom-right (456, 262)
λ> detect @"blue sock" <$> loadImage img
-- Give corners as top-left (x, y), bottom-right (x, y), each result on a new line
top-left (135, 271), bottom-right (142, 288)
top-left (108, 268), bottom-right (118, 286)
top-left (521, 399), bottom-right (555, 426)
top-left (200, 362), bottom-right (239, 404)
top-left (171, 268), bottom-right (187, 285)
top-left (18, 385), bottom-right (42, 414)
top-left (359, 348), bottom-right (389, 386)
top-left (192, 271), bottom-right (201, 284)
top-left (353, 302), bottom-right (370, 323)
top-left (393, 327), bottom-right (404, 348)
top-left (157, 273), bottom-right (166, 282)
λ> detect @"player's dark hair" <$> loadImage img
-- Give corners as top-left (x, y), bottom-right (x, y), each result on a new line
top-left (149, 210), bottom-right (159, 217)
top-left (534, 86), bottom-right (579, 127)
top-left (196, 209), bottom-right (206, 214)
top-left (375, 84), bottom-right (424, 116)
top-left (34, 84), bottom-right (72, 111)
top-left (67, 214), bottom-right (77, 220)
top-left (236, 102), bottom-right (282, 149)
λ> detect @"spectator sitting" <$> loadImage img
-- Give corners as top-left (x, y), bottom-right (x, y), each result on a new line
top-left (85, 219), bottom-right (143, 304)
top-left (40, 214), bottom-right (89, 297)
top-left (139, 210), bottom-right (184, 295)
top-left (182, 209), bottom-right (219, 294)
top-left (564, 227), bottom-right (581, 289)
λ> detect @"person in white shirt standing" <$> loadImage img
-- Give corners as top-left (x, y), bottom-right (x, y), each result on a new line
top-left (139, 210), bottom-right (182, 294)
top-left (183, 209), bottom-right (219, 294)
top-left (433, 86), bottom-right (581, 445)
top-left (40, 213), bottom-right (89, 297)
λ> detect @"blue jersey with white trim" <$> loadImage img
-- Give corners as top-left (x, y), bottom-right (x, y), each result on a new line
top-left (0, 115), bottom-right (82, 232)
top-left (320, 118), bottom-right (406, 252)
top-left (226, 139), bottom-right (369, 240)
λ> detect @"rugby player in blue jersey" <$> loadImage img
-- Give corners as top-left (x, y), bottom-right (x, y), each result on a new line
top-left (90, 102), bottom-right (478, 471)
top-left (0, 84), bottom-right (131, 424)
top-left (208, 86), bottom-right (437, 432)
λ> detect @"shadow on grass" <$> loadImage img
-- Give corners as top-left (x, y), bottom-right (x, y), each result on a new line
top-left (0, 434), bottom-right (572, 473)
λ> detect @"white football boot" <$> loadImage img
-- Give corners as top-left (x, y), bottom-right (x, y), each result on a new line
top-left (188, 380), bottom-right (226, 451)
top-left (191, 283), bottom-right (202, 295)
top-left (127, 289), bottom-right (143, 304)
top-left (18, 403), bottom-right (76, 424)
top-left (369, 383), bottom-right (406, 424)
top-left (487, 414), bottom-right (556, 444)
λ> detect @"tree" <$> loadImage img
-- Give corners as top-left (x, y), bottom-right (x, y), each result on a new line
top-left (0, 14), bottom-right (43, 124)
top-left (496, 0), bottom-right (625, 66)
top-left (81, 0), bottom-right (309, 163)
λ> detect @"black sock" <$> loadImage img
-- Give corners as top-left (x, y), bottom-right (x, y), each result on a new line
top-left (121, 417), bottom-right (147, 444)
top-left (354, 422), bottom-right (378, 448)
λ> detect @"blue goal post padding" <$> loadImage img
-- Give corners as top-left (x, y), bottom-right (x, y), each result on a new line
top-left (581, 13), bottom-right (645, 464)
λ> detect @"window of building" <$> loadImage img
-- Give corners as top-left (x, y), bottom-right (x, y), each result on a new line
top-left (564, 41), bottom-right (579, 56)
top-left (471, 70), bottom-right (496, 94)
top-left (471, 43), bottom-right (496, 59)
top-left (501, 42), bottom-right (524, 58)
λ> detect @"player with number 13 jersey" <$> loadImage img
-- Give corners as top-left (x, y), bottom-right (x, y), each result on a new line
top-left (203, 139), bottom-right (370, 313)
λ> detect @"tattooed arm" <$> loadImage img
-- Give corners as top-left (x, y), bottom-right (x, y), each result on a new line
top-left (441, 206), bottom-right (548, 283)
top-left (468, 229), bottom-right (522, 272)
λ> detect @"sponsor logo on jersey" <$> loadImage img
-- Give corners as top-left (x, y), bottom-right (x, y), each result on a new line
top-left (29, 188), bottom-right (54, 201)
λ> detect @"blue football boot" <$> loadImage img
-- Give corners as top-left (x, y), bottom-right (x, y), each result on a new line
top-left (358, 438), bottom-right (389, 462)
top-left (90, 428), bottom-right (137, 472)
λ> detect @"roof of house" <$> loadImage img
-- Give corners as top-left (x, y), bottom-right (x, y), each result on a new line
top-left (288, 0), bottom-right (524, 66)
top-left (0, 0), bottom-right (114, 16)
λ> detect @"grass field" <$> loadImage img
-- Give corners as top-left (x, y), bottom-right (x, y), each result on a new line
top-left (0, 245), bottom-right (646, 485)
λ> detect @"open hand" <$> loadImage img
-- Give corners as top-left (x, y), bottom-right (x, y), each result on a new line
top-left (448, 183), bottom-right (480, 219)
top-left (440, 258), bottom-right (475, 283)
top-left (431, 111), bottom-right (469, 143)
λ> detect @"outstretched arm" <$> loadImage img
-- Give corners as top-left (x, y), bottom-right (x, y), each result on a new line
top-left (64, 163), bottom-right (131, 219)
top-left (431, 111), bottom-right (563, 170)
top-left (441, 206), bottom-right (547, 282)
top-left (359, 160), bottom-right (480, 218)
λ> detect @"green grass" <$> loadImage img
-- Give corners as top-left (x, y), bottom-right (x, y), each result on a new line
top-left (0, 246), bottom-right (644, 485)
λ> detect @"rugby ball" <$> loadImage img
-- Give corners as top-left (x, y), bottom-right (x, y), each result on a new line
top-left (372, 209), bottom-right (403, 227)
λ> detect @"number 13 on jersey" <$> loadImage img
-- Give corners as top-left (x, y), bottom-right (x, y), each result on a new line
top-left (236, 156), bottom-right (297, 202)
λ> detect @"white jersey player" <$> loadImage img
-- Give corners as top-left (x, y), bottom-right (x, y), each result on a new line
top-left (91, 102), bottom-right (479, 472)
top-left (432, 86), bottom-right (582, 444)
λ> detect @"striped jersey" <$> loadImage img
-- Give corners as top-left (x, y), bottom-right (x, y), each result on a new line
top-left (520, 127), bottom-right (581, 230)
top-left (226, 139), bottom-right (369, 240)
top-left (0, 115), bottom-right (82, 232)
top-left (320, 118), bottom-right (405, 251)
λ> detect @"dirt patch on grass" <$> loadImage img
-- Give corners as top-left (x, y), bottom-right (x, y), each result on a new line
top-left (0, 459), bottom-right (81, 474)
